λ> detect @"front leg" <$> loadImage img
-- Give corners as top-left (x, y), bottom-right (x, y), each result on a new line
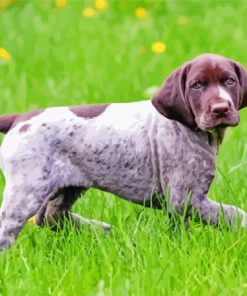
top-left (168, 188), bottom-right (247, 227)
top-left (190, 193), bottom-right (247, 227)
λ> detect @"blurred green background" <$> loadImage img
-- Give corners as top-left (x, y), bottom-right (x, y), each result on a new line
top-left (2, 0), bottom-right (247, 111)
top-left (1, 1), bottom-right (247, 295)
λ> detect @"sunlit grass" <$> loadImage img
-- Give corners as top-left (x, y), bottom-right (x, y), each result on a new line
top-left (1, 0), bottom-right (247, 295)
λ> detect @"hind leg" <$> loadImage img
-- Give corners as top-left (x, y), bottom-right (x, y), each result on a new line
top-left (0, 182), bottom-right (58, 251)
top-left (34, 186), bottom-right (111, 231)
top-left (34, 186), bottom-right (85, 229)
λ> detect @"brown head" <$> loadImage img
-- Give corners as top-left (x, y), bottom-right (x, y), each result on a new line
top-left (152, 54), bottom-right (247, 131)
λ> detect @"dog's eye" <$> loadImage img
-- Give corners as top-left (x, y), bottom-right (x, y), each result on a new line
top-left (191, 81), bottom-right (204, 89)
top-left (224, 78), bottom-right (235, 86)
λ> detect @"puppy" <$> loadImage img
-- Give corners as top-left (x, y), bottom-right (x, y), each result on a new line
top-left (0, 53), bottom-right (247, 251)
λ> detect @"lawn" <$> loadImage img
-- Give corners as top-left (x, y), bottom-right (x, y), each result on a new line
top-left (1, 0), bottom-right (247, 295)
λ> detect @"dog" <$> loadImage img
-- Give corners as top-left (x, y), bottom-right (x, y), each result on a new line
top-left (0, 53), bottom-right (247, 251)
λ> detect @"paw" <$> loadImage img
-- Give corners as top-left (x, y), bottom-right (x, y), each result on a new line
top-left (240, 211), bottom-right (247, 228)
top-left (70, 213), bottom-right (112, 232)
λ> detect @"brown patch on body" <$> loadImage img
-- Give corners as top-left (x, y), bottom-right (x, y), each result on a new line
top-left (0, 110), bottom-right (44, 134)
top-left (0, 114), bottom-right (19, 134)
top-left (70, 104), bottom-right (109, 118)
top-left (19, 123), bottom-right (31, 133)
top-left (12, 110), bottom-right (43, 127)
top-left (0, 103), bottom-right (109, 135)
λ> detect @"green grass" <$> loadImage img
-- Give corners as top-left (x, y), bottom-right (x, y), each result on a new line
top-left (1, 0), bottom-right (247, 295)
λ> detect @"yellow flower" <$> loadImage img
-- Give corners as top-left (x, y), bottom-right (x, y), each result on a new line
top-left (151, 42), bottom-right (166, 54)
top-left (95, 0), bottom-right (108, 11)
top-left (28, 216), bottom-right (36, 225)
top-left (82, 7), bottom-right (96, 18)
top-left (135, 7), bottom-right (147, 20)
top-left (177, 15), bottom-right (188, 25)
top-left (55, 0), bottom-right (68, 8)
top-left (0, 47), bottom-right (12, 61)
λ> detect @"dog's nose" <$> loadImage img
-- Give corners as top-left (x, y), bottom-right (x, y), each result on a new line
top-left (211, 101), bottom-right (230, 114)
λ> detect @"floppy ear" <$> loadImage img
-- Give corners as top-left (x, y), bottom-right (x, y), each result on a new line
top-left (151, 64), bottom-right (196, 129)
top-left (232, 61), bottom-right (247, 109)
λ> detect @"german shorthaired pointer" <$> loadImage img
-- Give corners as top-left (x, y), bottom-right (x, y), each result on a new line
top-left (0, 53), bottom-right (247, 251)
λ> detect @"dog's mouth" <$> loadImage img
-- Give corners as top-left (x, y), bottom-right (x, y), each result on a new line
top-left (214, 123), bottom-right (228, 128)
top-left (196, 111), bottom-right (239, 131)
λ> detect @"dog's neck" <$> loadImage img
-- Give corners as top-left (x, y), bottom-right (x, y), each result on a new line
top-left (207, 128), bottom-right (226, 150)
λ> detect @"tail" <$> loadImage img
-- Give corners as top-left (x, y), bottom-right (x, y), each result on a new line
top-left (0, 114), bottom-right (19, 134)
